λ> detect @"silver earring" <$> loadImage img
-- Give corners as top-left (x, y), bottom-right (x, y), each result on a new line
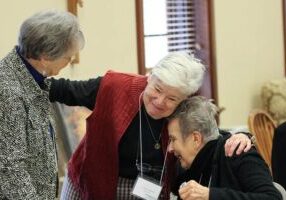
top-left (42, 70), bottom-right (47, 77)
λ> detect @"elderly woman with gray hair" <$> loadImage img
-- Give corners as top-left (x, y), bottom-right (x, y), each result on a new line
top-left (0, 10), bottom-right (85, 199)
top-left (168, 96), bottom-right (282, 200)
top-left (50, 52), bottom-right (252, 200)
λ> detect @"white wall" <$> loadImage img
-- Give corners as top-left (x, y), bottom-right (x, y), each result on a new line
top-left (0, 0), bottom-right (285, 128)
top-left (0, 0), bottom-right (138, 80)
top-left (0, 0), bottom-right (66, 57)
top-left (71, 0), bottom-right (138, 79)
top-left (213, 0), bottom-right (285, 128)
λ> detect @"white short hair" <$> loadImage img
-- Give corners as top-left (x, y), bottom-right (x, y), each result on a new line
top-left (151, 52), bottom-right (206, 96)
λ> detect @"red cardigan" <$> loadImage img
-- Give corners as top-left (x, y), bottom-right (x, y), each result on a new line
top-left (68, 71), bottom-right (175, 199)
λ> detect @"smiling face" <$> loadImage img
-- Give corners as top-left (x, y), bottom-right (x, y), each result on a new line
top-left (142, 76), bottom-right (187, 119)
top-left (167, 118), bottom-right (203, 169)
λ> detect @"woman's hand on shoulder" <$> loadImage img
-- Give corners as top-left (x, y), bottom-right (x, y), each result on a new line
top-left (224, 133), bottom-right (252, 157)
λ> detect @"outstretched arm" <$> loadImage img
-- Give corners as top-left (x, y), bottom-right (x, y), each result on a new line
top-left (48, 77), bottom-right (102, 110)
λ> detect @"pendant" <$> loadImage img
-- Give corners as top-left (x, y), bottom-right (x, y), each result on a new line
top-left (154, 143), bottom-right (161, 150)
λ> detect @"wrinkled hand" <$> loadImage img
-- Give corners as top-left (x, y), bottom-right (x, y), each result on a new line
top-left (179, 180), bottom-right (209, 200)
top-left (224, 133), bottom-right (251, 157)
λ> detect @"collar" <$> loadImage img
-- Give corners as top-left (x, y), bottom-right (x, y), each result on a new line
top-left (176, 138), bottom-right (219, 187)
top-left (16, 46), bottom-right (46, 88)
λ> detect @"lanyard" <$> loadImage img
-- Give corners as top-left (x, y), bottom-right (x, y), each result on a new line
top-left (138, 92), bottom-right (168, 185)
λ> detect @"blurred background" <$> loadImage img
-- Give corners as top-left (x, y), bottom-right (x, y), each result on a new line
top-left (1, 1), bottom-right (285, 192)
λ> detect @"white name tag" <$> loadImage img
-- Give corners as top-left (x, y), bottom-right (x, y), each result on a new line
top-left (131, 176), bottom-right (162, 200)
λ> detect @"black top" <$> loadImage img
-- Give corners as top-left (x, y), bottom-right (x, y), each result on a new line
top-left (172, 139), bottom-right (218, 194)
top-left (272, 122), bottom-right (286, 189)
top-left (49, 78), bottom-right (101, 110)
top-left (174, 135), bottom-right (282, 200)
top-left (49, 78), bottom-right (165, 180)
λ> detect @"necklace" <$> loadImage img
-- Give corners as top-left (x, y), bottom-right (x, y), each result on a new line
top-left (143, 108), bottom-right (162, 150)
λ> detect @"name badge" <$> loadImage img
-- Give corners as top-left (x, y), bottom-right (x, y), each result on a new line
top-left (131, 176), bottom-right (162, 200)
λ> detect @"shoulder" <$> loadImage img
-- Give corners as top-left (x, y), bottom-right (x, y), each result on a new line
top-left (0, 78), bottom-right (23, 102)
top-left (226, 147), bottom-right (268, 172)
top-left (0, 49), bottom-right (24, 94)
top-left (101, 70), bottom-right (147, 88)
top-left (0, 73), bottom-right (27, 115)
top-left (216, 135), bottom-right (265, 164)
top-left (0, 65), bottom-right (24, 101)
top-left (0, 86), bottom-right (26, 124)
top-left (104, 70), bottom-right (146, 81)
top-left (0, 48), bottom-right (20, 72)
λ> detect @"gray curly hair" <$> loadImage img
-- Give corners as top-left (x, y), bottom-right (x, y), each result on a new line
top-left (169, 96), bottom-right (220, 143)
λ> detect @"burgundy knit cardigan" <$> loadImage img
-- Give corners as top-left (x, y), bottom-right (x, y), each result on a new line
top-left (68, 71), bottom-right (176, 200)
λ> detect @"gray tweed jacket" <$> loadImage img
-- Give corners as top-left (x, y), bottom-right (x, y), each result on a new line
top-left (0, 48), bottom-right (58, 199)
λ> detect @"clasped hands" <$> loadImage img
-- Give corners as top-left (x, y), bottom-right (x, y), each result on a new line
top-left (178, 133), bottom-right (252, 200)
top-left (179, 180), bottom-right (209, 200)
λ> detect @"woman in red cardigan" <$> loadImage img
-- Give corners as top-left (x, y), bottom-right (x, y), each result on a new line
top-left (49, 52), bottom-right (252, 200)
